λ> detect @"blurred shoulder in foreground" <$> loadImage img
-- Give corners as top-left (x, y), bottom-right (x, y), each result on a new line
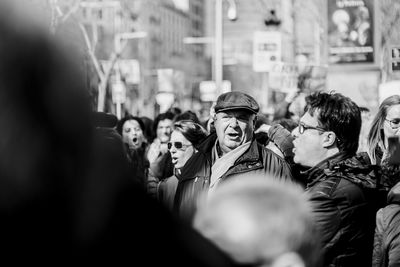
top-left (0, 2), bottom-right (236, 266)
top-left (194, 175), bottom-right (323, 267)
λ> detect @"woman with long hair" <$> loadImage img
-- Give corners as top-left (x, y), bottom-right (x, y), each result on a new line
top-left (367, 95), bottom-right (400, 165)
top-left (117, 115), bottom-right (149, 187)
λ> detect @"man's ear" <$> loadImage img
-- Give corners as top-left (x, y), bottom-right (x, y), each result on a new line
top-left (322, 131), bottom-right (338, 148)
top-left (268, 252), bottom-right (305, 267)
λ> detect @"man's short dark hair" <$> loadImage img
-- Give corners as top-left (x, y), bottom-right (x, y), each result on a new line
top-left (153, 111), bottom-right (175, 133)
top-left (305, 92), bottom-right (361, 155)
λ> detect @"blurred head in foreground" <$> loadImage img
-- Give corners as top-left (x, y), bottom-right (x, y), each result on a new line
top-left (194, 176), bottom-right (322, 267)
top-left (0, 2), bottom-right (239, 266)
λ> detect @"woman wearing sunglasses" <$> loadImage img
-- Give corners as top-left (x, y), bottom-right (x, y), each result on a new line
top-left (153, 120), bottom-right (208, 211)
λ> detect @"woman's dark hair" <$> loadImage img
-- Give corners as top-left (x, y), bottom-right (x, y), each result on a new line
top-left (116, 115), bottom-right (145, 136)
top-left (168, 107), bottom-right (182, 116)
top-left (140, 116), bottom-right (155, 143)
top-left (153, 111), bottom-right (175, 134)
top-left (174, 110), bottom-right (200, 124)
top-left (305, 92), bottom-right (361, 155)
top-left (173, 120), bottom-right (208, 149)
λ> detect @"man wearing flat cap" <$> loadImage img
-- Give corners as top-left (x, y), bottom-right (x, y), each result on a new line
top-left (173, 91), bottom-right (294, 224)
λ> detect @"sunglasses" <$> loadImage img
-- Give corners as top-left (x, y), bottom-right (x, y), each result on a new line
top-left (167, 141), bottom-right (192, 150)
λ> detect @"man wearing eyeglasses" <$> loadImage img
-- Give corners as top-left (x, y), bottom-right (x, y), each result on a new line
top-left (292, 92), bottom-right (380, 267)
top-left (174, 91), bottom-right (294, 224)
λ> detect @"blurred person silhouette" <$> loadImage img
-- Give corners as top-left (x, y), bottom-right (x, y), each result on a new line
top-left (329, 9), bottom-right (352, 47)
top-left (147, 111), bottom-right (175, 179)
top-left (272, 72), bottom-right (309, 121)
top-left (174, 110), bottom-right (201, 125)
top-left (0, 2), bottom-right (239, 265)
top-left (168, 106), bottom-right (182, 117)
top-left (148, 120), bottom-right (208, 211)
top-left (140, 115), bottom-right (155, 144)
top-left (357, 106), bottom-right (372, 153)
top-left (116, 115), bottom-right (150, 188)
top-left (351, 6), bottom-right (371, 46)
top-left (194, 175), bottom-right (322, 267)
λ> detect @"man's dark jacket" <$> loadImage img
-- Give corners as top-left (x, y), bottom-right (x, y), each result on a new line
top-left (173, 133), bottom-right (294, 224)
top-left (304, 152), bottom-right (380, 267)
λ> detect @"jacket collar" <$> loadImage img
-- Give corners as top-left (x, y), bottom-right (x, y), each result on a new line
top-left (198, 133), bottom-right (260, 164)
top-left (176, 133), bottom-right (262, 182)
top-left (388, 181), bottom-right (400, 204)
top-left (302, 152), bottom-right (351, 181)
top-left (304, 152), bottom-right (378, 189)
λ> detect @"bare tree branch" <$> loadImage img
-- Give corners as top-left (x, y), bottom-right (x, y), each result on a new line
top-left (79, 23), bottom-right (103, 80)
top-left (60, 0), bottom-right (82, 23)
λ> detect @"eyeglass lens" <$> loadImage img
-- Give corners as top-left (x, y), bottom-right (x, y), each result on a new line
top-left (389, 119), bottom-right (400, 128)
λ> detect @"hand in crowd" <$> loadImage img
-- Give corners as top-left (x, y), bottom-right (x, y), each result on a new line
top-left (147, 139), bottom-right (170, 164)
top-left (147, 139), bottom-right (162, 163)
top-left (254, 123), bottom-right (271, 134)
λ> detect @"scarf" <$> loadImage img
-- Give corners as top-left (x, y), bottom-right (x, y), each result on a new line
top-left (209, 140), bottom-right (251, 194)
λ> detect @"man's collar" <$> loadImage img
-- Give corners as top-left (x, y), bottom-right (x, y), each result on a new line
top-left (215, 141), bottom-right (223, 158)
top-left (303, 151), bottom-right (353, 182)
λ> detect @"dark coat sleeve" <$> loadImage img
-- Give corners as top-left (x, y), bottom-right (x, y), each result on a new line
top-left (263, 148), bottom-right (294, 183)
top-left (373, 208), bottom-right (385, 267)
top-left (268, 124), bottom-right (294, 160)
top-left (381, 205), bottom-right (400, 267)
top-left (307, 190), bottom-right (341, 247)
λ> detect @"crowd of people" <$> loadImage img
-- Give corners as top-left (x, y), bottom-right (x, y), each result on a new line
top-left (3, 1), bottom-right (400, 267)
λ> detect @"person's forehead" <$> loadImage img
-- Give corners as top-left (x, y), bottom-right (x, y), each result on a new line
top-left (158, 119), bottom-right (173, 127)
top-left (387, 104), bottom-right (400, 118)
top-left (171, 130), bottom-right (187, 141)
top-left (300, 112), bottom-right (319, 125)
top-left (217, 110), bottom-right (253, 117)
top-left (123, 119), bottom-right (140, 128)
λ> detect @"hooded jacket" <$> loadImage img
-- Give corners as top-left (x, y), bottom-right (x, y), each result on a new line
top-left (173, 133), bottom-right (294, 224)
top-left (373, 181), bottom-right (400, 267)
top-left (304, 152), bottom-right (380, 267)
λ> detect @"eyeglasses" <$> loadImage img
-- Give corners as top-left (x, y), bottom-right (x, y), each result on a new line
top-left (167, 141), bottom-right (192, 150)
top-left (298, 122), bottom-right (326, 134)
top-left (385, 118), bottom-right (400, 129)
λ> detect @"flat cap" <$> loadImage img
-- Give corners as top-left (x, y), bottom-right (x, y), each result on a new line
top-left (214, 91), bottom-right (259, 114)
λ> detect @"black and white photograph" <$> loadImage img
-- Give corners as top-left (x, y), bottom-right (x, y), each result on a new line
top-left (2, 0), bottom-right (400, 266)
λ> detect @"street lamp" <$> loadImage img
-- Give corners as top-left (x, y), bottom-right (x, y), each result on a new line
top-left (183, 0), bottom-right (236, 97)
top-left (113, 31), bottom-right (147, 119)
top-left (215, 0), bottom-right (237, 95)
